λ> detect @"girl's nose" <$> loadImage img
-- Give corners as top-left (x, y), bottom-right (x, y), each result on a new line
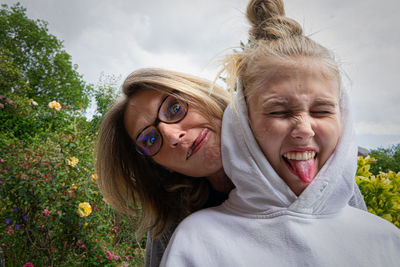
top-left (291, 115), bottom-right (315, 140)
top-left (158, 122), bottom-right (186, 147)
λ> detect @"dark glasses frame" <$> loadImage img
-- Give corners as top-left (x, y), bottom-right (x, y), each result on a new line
top-left (135, 94), bottom-right (188, 156)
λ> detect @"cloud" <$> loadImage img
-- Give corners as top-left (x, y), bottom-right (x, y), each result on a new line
top-left (356, 121), bottom-right (400, 136)
top-left (3, 0), bottom-right (400, 147)
top-left (3, 0), bottom-right (249, 82)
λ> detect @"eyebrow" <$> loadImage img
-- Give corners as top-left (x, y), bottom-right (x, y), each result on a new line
top-left (261, 98), bottom-right (289, 108)
top-left (261, 97), bottom-right (338, 109)
top-left (312, 98), bottom-right (338, 107)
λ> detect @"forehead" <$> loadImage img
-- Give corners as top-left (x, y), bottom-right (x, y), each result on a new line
top-left (124, 89), bottom-right (165, 140)
top-left (249, 58), bottom-right (340, 104)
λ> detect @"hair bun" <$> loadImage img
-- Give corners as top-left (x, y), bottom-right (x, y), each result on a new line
top-left (246, 0), bottom-right (303, 40)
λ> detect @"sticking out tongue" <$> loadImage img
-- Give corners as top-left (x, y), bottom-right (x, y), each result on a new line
top-left (287, 158), bottom-right (316, 184)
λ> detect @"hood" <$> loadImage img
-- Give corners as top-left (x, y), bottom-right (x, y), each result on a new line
top-left (221, 80), bottom-right (364, 216)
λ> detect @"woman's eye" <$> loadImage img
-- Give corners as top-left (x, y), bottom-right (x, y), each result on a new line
top-left (169, 103), bottom-right (181, 116)
top-left (144, 135), bottom-right (156, 147)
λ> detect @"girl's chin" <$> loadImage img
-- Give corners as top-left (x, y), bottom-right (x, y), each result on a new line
top-left (279, 169), bottom-right (314, 195)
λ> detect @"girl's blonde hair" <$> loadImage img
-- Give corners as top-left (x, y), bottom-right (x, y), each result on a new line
top-left (222, 0), bottom-right (341, 100)
top-left (96, 68), bottom-right (231, 237)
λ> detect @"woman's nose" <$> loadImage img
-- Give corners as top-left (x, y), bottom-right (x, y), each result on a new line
top-left (158, 122), bottom-right (186, 147)
top-left (291, 115), bottom-right (315, 140)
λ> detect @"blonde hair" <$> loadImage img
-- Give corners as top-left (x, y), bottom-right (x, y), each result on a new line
top-left (221, 0), bottom-right (341, 100)
top-left (96, 68), bottom-right (231, 237)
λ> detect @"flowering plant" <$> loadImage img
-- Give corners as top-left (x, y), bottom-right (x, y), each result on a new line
top-left (48, 100), bottom-right (62, 111)
top-left (0, 100), bottom-right (145, 265)
top-left (28, 99), bottom-right (38, 106)
top-left (356, 156), bottom-right (400, 227)
top-left (67, 157), bottom-right (79, 167)
top-left (77, 202), bottom-right (92, 217)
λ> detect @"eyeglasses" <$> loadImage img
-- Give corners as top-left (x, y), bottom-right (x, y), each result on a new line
top-left (135, 94), bottom-right (188, 156)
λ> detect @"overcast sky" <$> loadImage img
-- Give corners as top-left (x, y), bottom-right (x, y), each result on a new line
top-left (2, 0), bottom-right (400, 149)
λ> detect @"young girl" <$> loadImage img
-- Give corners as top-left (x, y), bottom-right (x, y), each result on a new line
top-left (160, 0), bottom-right (400, 266)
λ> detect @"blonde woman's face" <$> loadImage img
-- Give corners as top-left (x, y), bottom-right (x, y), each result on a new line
top-left (124, 89), bottom-right (223, 178)
top-left (247, 58), bottom-right (341, 196)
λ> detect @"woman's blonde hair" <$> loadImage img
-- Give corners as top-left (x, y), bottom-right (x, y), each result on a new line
top-left (96, 68), bottom-right (230, 237)
top-left (221, 0), bottom-right (341, 100)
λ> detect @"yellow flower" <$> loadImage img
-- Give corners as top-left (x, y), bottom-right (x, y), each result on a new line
top-left (83, 222), bottom-right (88, 227)
top-left (71, 184), bottom-right (77, 190)
top-left (67, 157), bottom-right (79, 167)
top-left (48, 100), bottom-right (62, 111)
top-left (28, 99), bottom-right (38, 106)
top-left (77, 202), bottom-right (92, 217)
top-left (92, 173), bottom-right (98, 180)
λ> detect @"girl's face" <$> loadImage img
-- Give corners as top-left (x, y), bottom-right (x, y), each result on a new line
top-left (124, 89), bottom-right (223, 178)
top-left (247, 58), bottom-right (341, 196)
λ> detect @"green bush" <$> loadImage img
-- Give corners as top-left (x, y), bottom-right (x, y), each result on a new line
top-left (0, 98), bottom-right (145, 266)
top-left (356, 156), bottom-right (400, 228)
top-left (369, 144), bottom-right (400, 175)
top-left (0, 3), bottom-right (144, 265)
top-left (0, 3), bottom-right (92, 110)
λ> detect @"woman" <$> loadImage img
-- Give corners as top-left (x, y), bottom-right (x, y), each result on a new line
top-left (160, 0), bottom-right (400, 266)
top-left (95, 68), bottom-right (234, 266)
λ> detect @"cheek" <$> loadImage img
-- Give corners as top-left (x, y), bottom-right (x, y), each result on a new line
top-left (316, 118), bottom-right (341, 163)
top-left (151, 152), bottom-right (171, 169)
top-left (186, 108), bottom-right (210, 125)
top-left (322, 118), bottom-right (341, 146)
top-left (250, 118), bottom-right (284, 160)
top-left (249, 106), bottom-right (269, 137)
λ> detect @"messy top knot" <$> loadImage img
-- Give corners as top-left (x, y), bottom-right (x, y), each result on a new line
top-left (247, 0), bottom-right (303, 40)
top-left (219, 0), bottom-right (341, 108)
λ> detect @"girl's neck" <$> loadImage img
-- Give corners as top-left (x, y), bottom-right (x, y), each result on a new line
top-left (206, 169), bottom-right (235, 193)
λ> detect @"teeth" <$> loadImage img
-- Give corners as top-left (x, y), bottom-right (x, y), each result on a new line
top-left (283, 151), bottom-right (316, 161)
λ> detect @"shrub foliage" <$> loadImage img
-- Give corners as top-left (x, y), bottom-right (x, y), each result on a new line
top-left (368, 144), bottom-right (400, 175)
top-left (0, 97), bottom-right (145, 265)
top-left (356, 156), bottom-right (400, 228)
top-left (0, 3), bottom-right (143, 266)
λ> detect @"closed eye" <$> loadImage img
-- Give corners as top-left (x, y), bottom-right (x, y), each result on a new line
top-left (268, 111), bottom-right (291, 117)
top-left (310, 110), bottom-right (334, 117)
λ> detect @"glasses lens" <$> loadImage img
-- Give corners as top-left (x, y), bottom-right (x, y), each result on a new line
top-left (159, 95), bottom-right (188, 123)
top-left (136, 126), bottom-right (162, 156)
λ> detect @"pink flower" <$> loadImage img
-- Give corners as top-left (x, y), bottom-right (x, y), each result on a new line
top-left (42, 209), bottom-right (50, 216)
top-left (0, 159), bottom-right (4, 163)
top-left (23, 263), bottom-right (34, 267)
top-left (107, 250), bottom-right (114, 260)
top-left (7, 226), bottom-right (14, 235)
top-left (114, 256), bottom-right (120, 261)
top-left (77, 239), bottom-right (82, 245)
top-left (81, 244), bottom-right (86, 249)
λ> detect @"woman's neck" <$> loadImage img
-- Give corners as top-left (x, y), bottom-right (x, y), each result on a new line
top-left (206, 169), bottom-right (235, 193)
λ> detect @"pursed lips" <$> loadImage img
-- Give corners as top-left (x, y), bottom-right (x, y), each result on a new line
top-left (186, 128), bottom-right (210, 160)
